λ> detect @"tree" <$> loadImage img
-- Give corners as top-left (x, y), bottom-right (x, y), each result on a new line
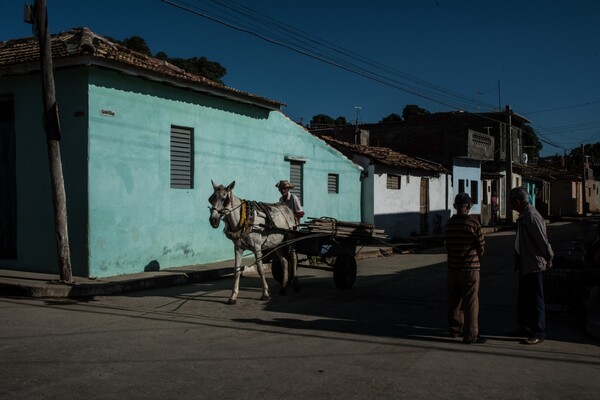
top-left (310, 114), bottom-right (336, 127)
top-left (380, 113), bottom-right (402, 123)
top-left (402, 104), bottom-right (430, 121)
top-left (168, 57), bottom-right (227, 85)
top-left (309, 114), bottom-right (349, 128)
top-left (122, 35), bottom-right (151, 56)
top-left (335, 116), bottom-right (348, 125)
top-left (521, 125), bottom-right (542, 158)
top-left (111, 35), bottom-right (227, 84)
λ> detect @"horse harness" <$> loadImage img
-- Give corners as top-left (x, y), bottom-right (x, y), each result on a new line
top-left (224, 200), bottom-right (278, 241)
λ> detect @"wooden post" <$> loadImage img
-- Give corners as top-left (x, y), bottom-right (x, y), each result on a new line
top-left (582, 144), bottom-right (587, 215)
top-left (28, 0), bottom-right (73, 282)
top-left (505, 105), bottom-right (513, 223)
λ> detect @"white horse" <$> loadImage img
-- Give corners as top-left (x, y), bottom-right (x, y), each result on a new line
top-left (208, 180), bottom-right (298, 305)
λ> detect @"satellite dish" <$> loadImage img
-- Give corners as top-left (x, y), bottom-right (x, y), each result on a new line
top-left (522, 153), bottom-right (528, 164)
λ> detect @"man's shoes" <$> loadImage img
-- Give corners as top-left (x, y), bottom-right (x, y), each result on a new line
top-left (521, 337), bottom-right (544, 345)
top-left (463, 336), bottom-right (487, 344)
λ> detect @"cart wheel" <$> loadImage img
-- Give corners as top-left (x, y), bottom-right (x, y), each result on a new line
top-left (271, 251), bottom-right (297, 284)
top-left (333, 254), bottom-right (357, 289)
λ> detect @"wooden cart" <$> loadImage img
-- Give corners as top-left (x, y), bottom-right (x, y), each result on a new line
top-left (270, 218), bottom-right (388, 289)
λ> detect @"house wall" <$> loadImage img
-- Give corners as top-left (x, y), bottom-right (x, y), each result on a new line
top-left (85, 69), bottom-right (361, 277)
top-left (550, 180), bottom-right (581, 216)
top-left (587, 180), bottom-right (600, 214)
top-left (368, 166), bottom-right (450, 239)
top-left (0, 70), bottom-right (89, 275)
top-left (451, 157), bottom-right (481, 215)
top-left (1, 67), bottom-right (361, 278)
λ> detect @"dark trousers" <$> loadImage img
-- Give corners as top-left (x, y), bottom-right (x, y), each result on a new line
top-left (448, 269), bottom-right (480, 342)
top-left (517, 271), bottom-right (546, 340)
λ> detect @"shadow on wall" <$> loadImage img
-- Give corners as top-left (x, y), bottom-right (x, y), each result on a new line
top-left (374, 209), bottom-right (452, 241)
top-left (144, 260), bottom-right (160, 272)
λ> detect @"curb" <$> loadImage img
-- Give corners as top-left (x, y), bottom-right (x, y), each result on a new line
top-left (0, 247), bottom-right (391, 299)
top-left (0, 267), bottom-right (234, 299)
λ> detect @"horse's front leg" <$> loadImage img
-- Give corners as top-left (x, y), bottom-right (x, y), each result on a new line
top-left (228, 246), bottom-right (244, 305)
top-left (254, 248), bottom-right (270, 301)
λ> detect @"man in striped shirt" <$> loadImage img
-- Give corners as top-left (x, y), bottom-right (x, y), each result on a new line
top-left (444, 193), bottom-right (486, 344)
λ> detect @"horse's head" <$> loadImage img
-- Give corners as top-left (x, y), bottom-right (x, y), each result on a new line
top-left (208, 180), bottom-right (236, 228)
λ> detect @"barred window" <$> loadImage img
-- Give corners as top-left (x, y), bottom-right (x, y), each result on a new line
top-left (387, 174), bottom-right (401, 190)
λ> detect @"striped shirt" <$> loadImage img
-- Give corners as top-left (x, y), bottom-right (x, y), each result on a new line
top-left (444, 214), bottom-right (485, 270)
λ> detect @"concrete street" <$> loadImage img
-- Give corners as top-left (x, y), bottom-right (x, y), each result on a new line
top-left (1, 221), bottom-right (599, 400)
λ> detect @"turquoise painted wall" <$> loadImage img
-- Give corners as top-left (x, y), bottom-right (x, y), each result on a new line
top-left (86, 69), bottom-right (361, 277)
top-left (0, 70), bottom-right (89, 275)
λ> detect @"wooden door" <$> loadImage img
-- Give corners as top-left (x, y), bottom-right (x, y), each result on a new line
top-left (420, 178), bottom-right (429, 234)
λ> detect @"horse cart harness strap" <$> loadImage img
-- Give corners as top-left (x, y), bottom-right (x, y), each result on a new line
top-left (224, 200), bottom-right (278, 240)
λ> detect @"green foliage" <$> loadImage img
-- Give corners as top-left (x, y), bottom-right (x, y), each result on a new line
top-left (309, 114), bottom-right (349, 128)
top-left (121, 35), bottom-right (151, 56)
top-left (380, 113), bottom-right (402, 123)
top-left (521, 125), bottom-right (542, 157)
top-left (168, 57), bottom-right (227, 84)
top-left (335, 116), bottom-right (348, 125)
top-left (402, 104), bottom-right (430, 120)
top-left (111, 35), bottom-right (227, 84)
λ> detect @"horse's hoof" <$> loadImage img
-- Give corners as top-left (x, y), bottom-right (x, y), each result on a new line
top-left (279, 287), bottom-right (287, 296)
top-left (227, 298), bottom-right (237, 305)
top-left (260, 294), bottom-right (270, 301)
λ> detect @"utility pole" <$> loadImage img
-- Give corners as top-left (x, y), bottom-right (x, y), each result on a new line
top-left (25, 0), bottom-right (72, 282)
top-left (505, 105), bottom-right (513, 223)
top-left (582, 144), bottom-right (587, 216)
top-left (354, 106), bottom-right (361, 144)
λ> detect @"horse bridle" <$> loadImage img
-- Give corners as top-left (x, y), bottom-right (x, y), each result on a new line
top-left (209, 189), bottom-right (241, 217)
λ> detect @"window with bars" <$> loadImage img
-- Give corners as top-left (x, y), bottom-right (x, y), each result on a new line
top-left (387, 174), bottom-right (401, 190)
top-left (328, 173), bottom-right (339, 193)
top-left (170, 125), bottom-right (194, 189)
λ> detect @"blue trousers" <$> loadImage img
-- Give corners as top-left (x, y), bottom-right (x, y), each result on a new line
top-left (517, 271), bottom-right (546, 340)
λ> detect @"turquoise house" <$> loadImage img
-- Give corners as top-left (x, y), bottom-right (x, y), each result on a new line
top-left (0, 28), bottom-right (361, 278)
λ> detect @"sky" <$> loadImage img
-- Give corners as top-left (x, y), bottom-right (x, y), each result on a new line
top-left (1, 0), bottom-right (599, 157)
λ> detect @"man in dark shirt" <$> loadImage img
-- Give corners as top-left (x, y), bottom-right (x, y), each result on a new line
top-left (444, 193), bottom-right (486, 344)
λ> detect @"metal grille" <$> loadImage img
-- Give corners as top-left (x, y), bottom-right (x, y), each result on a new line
top-left (328, 173), bottom-right (339, 193)
top-left (170, 125), bottom-right (193, 189)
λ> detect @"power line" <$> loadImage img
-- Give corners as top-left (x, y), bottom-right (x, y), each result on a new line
top-left (161, 0), bottom-right (498, 112)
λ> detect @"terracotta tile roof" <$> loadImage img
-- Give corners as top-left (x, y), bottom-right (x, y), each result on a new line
top-left (0, 27), bottom-right (283, 110)
top-left (320, 136), bottom-right (449, 174)
top-left (516, 163), bottom-right (580, 181)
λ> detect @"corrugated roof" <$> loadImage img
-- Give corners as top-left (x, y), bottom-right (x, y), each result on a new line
top-left (320, 136), bottom-right (449, 174)
top-left (0, 27), bottom-right (284, 110)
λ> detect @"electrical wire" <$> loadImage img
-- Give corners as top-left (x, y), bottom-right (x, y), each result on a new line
top-left (161, 0), bottom-right (498, 112)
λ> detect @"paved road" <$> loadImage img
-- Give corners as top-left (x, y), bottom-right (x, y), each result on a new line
top-left (1, 222), bottom-right (599, 400)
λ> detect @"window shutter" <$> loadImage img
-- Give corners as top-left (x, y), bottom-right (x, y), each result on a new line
top-left (170, 125), bottom-right (193, 189)
top-left (386, 174), bottom-right (400, 190)
top-left (328, 174), bottom-right (339, 193)
top-left (289, 161), bottom-right (303, 203)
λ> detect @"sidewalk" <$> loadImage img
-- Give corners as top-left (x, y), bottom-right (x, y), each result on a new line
top-left (0, 246), bottom-right (391, 299)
